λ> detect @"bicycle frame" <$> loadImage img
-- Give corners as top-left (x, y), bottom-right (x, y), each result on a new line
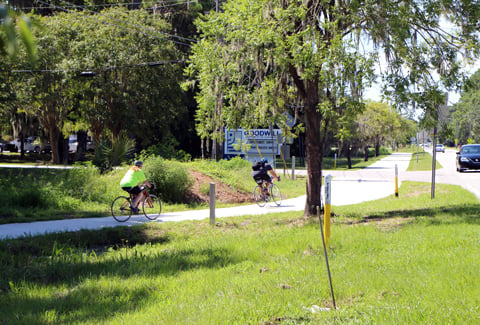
top-left (130, 187), bottom-right (153, 208)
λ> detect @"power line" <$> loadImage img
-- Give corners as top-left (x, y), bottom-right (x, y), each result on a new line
top-left (11, 59), bottom-right (185, 73)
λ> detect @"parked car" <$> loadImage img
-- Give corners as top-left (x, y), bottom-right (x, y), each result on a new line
top-left (435, 144), bottom-right (445, 153)
top-left (10, 136), bottom-right (50, 153)
top-left (3, 142), bottom-right (18, 152)
top-left (69, 136), bottom-right (94, 153)
top-left (456, 144), bottom-right (480, 172)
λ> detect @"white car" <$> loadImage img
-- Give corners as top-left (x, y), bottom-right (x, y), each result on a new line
top-left (69, 136), bottom-right (95, 152)
top-left (10, 136), bottom-right (50, 153)
top-left (435, 144), bottom-right (445, 153)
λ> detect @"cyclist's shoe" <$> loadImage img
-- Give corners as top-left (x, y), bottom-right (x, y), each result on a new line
top-left (130, 205), bottom-right (140, 214)
top-left (265, 194), bottom-right (271, 201)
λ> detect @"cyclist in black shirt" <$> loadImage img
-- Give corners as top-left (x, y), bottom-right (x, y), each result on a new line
top-left (252, 157), bottom-right (280, 195)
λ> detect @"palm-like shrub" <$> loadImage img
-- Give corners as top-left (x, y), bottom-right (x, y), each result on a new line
top-left (94, 134), bottom-right (136, 172)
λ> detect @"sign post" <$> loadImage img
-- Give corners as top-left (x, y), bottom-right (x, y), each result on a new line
top-left (324, 174), bottom-right (332, 247)
top-left (395, 164), bottom-right (399, 197)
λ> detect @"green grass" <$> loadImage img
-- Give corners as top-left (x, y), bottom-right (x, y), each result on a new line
top-left (1, 182), bottom-right (479, 324)
top-left (0, 158), bottom-right (306, 223)
top-left (408, 150), bottom-right (442, 171)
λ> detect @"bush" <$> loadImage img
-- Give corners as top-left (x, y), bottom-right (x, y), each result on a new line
top-left (93, 135), bottom-right (136, 172)
top-left (143, 137), bottom-right (192, 162)
top-left (142, 156), bottom-right (193, 203)
top-left (378, 146), bottom-right (391, 155)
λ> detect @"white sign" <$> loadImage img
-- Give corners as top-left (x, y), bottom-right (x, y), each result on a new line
top-left (224, 128), bottom-right (282, 156)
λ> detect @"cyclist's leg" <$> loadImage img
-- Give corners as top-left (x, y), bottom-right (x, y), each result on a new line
top-left (262, 175), bottom-right (272, 195)
top-left (126, 186), bottom-right (143, 211)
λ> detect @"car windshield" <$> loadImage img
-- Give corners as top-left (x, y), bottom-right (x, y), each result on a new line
top-left (463, 146), bottom-right (480, 154)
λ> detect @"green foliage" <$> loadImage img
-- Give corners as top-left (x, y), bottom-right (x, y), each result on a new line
top-left (453, 69), bottom-right (480, 144)
top-left (142, 136), bottom-right (192, 162)
top-left (93, 135), bottom-right (135, 172)
top-left (0, 5), bottom-right (37, 60)
top-left (142, 155), bottom-right (193, 203)
top-left (186, 0), bottom-right (480, 211)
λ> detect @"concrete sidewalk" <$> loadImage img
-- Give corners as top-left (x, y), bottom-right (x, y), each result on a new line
top-left (0, 153), bottom-right (411, 240)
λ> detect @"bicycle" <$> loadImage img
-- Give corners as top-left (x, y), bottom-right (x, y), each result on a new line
top-left (111, 184), bottom-right (162, 222)
top-left (253, 178), bottom-right (282, 207)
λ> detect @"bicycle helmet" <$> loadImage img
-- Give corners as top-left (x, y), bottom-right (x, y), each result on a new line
top-left (260, 157), bottom-right (268, 163)
top-left (134, 160), bottom-right (143, 167)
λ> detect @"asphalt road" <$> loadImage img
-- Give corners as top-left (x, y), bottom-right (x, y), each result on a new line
top-left (401, 148), bottom-right (480, 199)
top-left (0, 151), bottom-right (478, 240)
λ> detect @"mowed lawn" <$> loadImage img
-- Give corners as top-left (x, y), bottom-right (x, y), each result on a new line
top-left (1, 180), bottom-right (479, 324)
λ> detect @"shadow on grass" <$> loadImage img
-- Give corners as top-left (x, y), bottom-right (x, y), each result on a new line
top-left (1, 244), bottom-right (241, 323)
top-left (0, 225), bottom-right (242, 292)
top-left (356, 204), bottom-right (480, 225)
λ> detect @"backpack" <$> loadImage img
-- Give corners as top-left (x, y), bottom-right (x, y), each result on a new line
top-left (252, 161), bottom-right (263, 171)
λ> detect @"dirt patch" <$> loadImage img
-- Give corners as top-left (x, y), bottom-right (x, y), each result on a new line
top-left (185, 170), bottom-right (254, 204)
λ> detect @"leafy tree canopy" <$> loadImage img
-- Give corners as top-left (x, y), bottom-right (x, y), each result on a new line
top-left (187, 0), bottom-right (480, 215)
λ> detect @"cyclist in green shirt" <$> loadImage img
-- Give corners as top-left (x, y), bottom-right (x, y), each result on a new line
top-left (120, 160), bottom-right (153, 213)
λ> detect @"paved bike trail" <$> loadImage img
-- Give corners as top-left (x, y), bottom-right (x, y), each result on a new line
top-left (0, 153), bottom-right (410, 240)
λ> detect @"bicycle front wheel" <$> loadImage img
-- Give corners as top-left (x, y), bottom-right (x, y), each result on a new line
top-left (253, 185), bottom-right (266, 207)
top-left (111, 196), bottom-right (132, 222)
top-left (270, 184), bottom-right (282, 206)
top-left (142, 194), bottom-right (162, 220)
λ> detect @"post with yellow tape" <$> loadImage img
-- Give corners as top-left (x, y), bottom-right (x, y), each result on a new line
top-left (395, 164), bottom-right (399, 197)
top-left (324, 174), bottom-right (332, 247)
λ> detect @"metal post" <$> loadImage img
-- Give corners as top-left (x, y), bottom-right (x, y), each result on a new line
top-left (395, 164), bottom-right (399, 197)
top-left (324, 174), bottom-right (332, 247)
top-left (317, 206), bottom-right (336, 310)
top-left (209, 183), bottom-right (216, 225)
top-left (416, 132), bottom-right (419, 163)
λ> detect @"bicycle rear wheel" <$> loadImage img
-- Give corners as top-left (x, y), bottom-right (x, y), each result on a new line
top-left (270, 184), bottom-right (282, 206)
top-left (253, 185), bottom-right (266, 207)
top-left (111, 196), bottom-right (132, 222)
top-left (142, 194), bottom-right (162, 220)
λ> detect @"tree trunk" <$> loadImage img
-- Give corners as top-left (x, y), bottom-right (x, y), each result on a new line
top-left (49, 126), bottom-right (61, 164)
top-left (19, 133), bottom-right (25, 157)
top-left (364, 145), bottom-right (369, 161)
top-left (303, 87), bottom-right (323, 217)
top-left (75, 130), bottom-right (88, 161)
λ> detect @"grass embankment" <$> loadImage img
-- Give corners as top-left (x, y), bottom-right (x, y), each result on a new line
top-left (1, 181), bottom-right (479, 324)
top-left (0, 158), bottom-right (306, 224)
top-left (407, 147), bottom-right (442, 171)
